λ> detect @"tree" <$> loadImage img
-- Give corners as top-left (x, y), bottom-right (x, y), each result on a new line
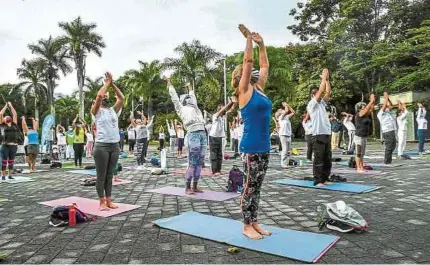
top-left (28, 35), bottom-right (72, 116)
top-left (15, 59), bottom-right (48, 119)
top-left (54, 95), bottom-right (79, 125)
top-left (58, 16), bottom-right (106, 118)
top-left (83, 76), bottom-right (103, 112)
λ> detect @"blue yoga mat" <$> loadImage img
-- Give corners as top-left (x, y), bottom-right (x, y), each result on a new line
top-left (153, 211), bottom-right (339, 263)
top-left (403, 151), bottom-right (423, 156)
top-left (274, 179), bottom-right (380, 193)
top-left (336, 161), bottom-right (402, 168)
top-left (67, 169), bottom-right (97, 176)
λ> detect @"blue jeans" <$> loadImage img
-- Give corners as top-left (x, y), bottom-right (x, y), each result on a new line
top-left (185, 130), bottom-right (207, 184)
top-left (417, 129), bottom-right (427, 152)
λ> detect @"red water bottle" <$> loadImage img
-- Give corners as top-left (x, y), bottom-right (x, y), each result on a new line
top-left (68, 204), bottom-right (76, 227)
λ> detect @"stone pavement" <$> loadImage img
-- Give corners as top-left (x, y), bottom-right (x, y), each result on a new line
top-left (0, 142), bottom-right (430, 264)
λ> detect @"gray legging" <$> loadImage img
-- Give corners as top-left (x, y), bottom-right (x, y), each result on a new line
top-left (93, 142), bottom-right (120, 198)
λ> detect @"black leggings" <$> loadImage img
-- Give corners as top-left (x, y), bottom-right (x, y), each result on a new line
top-left (159, 139), bottom-right (165, 150)
top-left (94, 142), bottom-right (120, 198)
top-left (209, 136), bottom-right (223, 173)
top-left (2, 145), bottom-right (18, 171)
top-left (73, 143), bottom-right (84, 166)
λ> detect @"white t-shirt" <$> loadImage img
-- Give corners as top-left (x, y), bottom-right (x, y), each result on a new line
top-left (377, 109), bottom-right (397, 133)
top-left (177, 129), bottom-right (185, 139)
top-left (397, 110), bottom-right (408, 132)
top-left (278, 115), bottom-right (292, 136)
top-left (307, 98), bottom-right (331, 136)
top-left (159, 132), bottom-right (165, 140)
top-left (86, 132), bottom-right (94, 142)
top-left (49, 129), bottom-right (55, 141)
top-left (56, 133), bottom-right (66, 145)
top-left (209, 114), bottom-right (225, 138)
top-left (343, 117), bottom-right (356, 131)
top-left (128, 128), bottom-right (136, 140)
top-left (302, 120), bottom-right (312, 135)
top-left (417, 107), bottom-right (428, 130)
top-left (94, 107), bottom-right (120, 143)
top-left (236, 124), bottom-right (244, 139)
top-left (23, 136), bottom-right (29, 146)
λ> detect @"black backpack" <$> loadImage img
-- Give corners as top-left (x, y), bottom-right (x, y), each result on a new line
top-left (288, 159), bottom-right (298, 166)
top-left (226, 166), bottom-right (244, 192)
top-left (49, 205), bottom-right (93, 227)
top-left (50, 161), bottom-right (62, 169)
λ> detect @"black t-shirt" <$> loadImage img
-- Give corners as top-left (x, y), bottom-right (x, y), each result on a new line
top-left (355, 113), bottom-right (371, 137)
top-left (3, 123), bottom-right (19, 144)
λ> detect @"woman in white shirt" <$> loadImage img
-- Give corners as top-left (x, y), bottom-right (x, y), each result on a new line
top-left (175, 120), bottom-right (185, 157)
top-left (158, 126), bottom-right (165, 150)
top-left (416, 103), bottom-right (427, 155)
top-left (85, 125), bottom-right (94, 158)
top-left (56, 125), bottom-right (67, 160)
top-left (276, 102), bottom-right (295, 168)
top-left (341, 112), bottom-right (356, 154)
top-left (91, 72), bottom-right (124, 211)
top-left (397, 100), bottom-right (408, 158)
top-left (302, 113), bottom-right (313, 161)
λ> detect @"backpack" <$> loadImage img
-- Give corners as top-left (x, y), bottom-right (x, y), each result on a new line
top-left (226, 166), bottom-right (244, 192)
top-left (84, 165), bottom-right (96, 170)
top-left (288, 159), bottom-right (297, 166)
top-left (348, 157), bottom-right (356, 168)
top-left (117, 163), bottom-right (122, 172)
top-left (151, 155), bottom-right (161, 167)
top-left (317, 201), bottom-right (368, 233)
top-left (83, 178), bottom-right (96, 186)
top-left (49, 205), bottom-right (93, 227)
top-left (41, 153), bottom-right (51, 164)
top-left (50, 161), bottom-right (62, 169)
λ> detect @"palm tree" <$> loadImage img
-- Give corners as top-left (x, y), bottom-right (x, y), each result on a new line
top-left (83, 76), bottom-right (103, 111)
top-left (58, 16), bottom-right (106, 117)
top-left (54, 95), bottom-right (79, 125)
top-left (15, 59), bottom-right (48, 119)
top-left (124, 60), bottom-right (163, 117)
top-left (28, 35), bottom-right (73, 116)
top-left (164, 39), bottom-right (221, 91)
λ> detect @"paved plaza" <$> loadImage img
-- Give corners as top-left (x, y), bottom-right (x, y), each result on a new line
top-left (0, 142), bottom-right (430, 264)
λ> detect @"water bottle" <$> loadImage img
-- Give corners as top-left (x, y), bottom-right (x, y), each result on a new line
top-left (68, 204), bottom-right (77, 227)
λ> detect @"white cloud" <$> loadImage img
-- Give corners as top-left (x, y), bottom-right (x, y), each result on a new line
top-left (0, 0), bottom-right (299, 95)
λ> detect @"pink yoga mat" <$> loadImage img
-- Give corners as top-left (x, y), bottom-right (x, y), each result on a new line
top-left (147, 187), bottom-right (239, 201)
top-left (304, 168), bottom-right (383, 175)
top-left (39, 196), bottom-right (140, 217)
top-left (171, 168), bottom-right (228, 176)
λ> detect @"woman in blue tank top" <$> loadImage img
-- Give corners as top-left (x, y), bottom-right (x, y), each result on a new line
top-left (232, 25), bottom-right (272, 240)
top-left (22, 117), bottom-right (39, 173)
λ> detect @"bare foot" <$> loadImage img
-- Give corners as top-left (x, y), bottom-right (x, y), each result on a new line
top-left (106, 202), bottom-right (118, 209)
top-left (99, 204), bottom-right (110, 211)
top-left (243, 224), bottom-right (263, 240)
top-left (252, 223), bottom-right (272, 236)
top-left (114, 177), bottom-right (121, 182)
top-left (316, 183), bottom-right (326, 187)
top-left (357, 169), bottom-right (367, 173)
top-left (325, 181), bottom-right (333, 185)
top-left (185, 188), bottom-right (195, 195)
top-left (192, 187), bottom-right (204, 193)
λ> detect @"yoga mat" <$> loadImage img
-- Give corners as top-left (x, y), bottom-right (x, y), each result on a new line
top-left (147, 187), bottom-right (239, 201)
top-left (153, 211), bottom-right (339, 263)
top-left (39, 196), bottom-right (140, 217)
top-left (82, 178), bottom-right (133, 186)
top-left (336, 161), bottom-right (403, 168)
top-left (67, 169), bottom-right (97, 176)
top-left (171, 168), bottom-right (228, 176)
top-left (274, 179), bottom-right (380, 193)
top-left (1, 176), bottom-right (34, 184)
top-left (304, 168), bottom-right (383, 175)
top-left (21, 169), bottom-right (48, 174)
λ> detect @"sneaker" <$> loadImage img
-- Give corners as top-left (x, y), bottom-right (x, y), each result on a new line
top-left (8, 176), bottom-right (14, 180)
top-left (326, 220), bottom-right (354, 233)
top-left (1, 176), bottom-right (5, 181)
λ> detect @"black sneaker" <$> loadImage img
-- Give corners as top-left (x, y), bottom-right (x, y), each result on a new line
top-left (1, 176), bottom-right (5, 181)
top-left (8, 176), bottom-right (14, 180)
top-left (326, 220), bottom-right (354, 233)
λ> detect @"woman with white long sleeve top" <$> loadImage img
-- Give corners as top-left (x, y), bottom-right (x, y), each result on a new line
top-left (397, 100), bottom-right (408, 158)
top-left (416, 103), bottom-right (427, 155)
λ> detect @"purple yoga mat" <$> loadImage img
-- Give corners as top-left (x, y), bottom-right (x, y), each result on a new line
top-left (147, 187), bottom-right (239, 201)
top-left (304, 168), bottom-right (383, 175)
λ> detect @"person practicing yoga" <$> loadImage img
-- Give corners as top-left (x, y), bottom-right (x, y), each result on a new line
top-left (56, 125), bottom-right (67, 160)
top-left (72, 115), bottom-right (87, 168)
top-left (131, 111), bottom-right (154, 169)
top-left (0, 102), bottom-right (19, 180)
top-left (22, 117), bottom-right (39, 173)
top-left (341, 112), bottom-right (355, 155)
top-left (329, 114), bottom-right (342, 151)
top-left (158, 126), bottom-right (165, 150)
top-left (397, 100), bottom-right (408, 159)
top-left (307, 68), bottom-right (332, 186)
top-left (166, 76), bottom-right (207, 195)
top-left (85, 124), bottom-right (94, 158)
top-left (302, 113), bottom-right (313, 161)
top-left (91, 72), bottom-right (124, 211)
top-left (276, 102), bottom-right (295, 168)
top-left (416, 103), bottom-right (427, 156)
top-left (354, 94), bottom-right (375, 172)
top-left (127, 124), bottom-right (136, 155)
top-left (174, 120), bottom-right (185, 158)
top-left (233, 24), bottom-right (271, 239)
top-left (166, 120), bottom-right (177, 154)
top-left (378, 92), bottom-right (397, 164)
top-left (209, 100), bottom-right (235, 175)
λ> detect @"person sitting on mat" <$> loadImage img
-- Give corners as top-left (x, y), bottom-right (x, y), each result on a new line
top-left (354, 94), bottom-right (375, 172)
top-left (377, 92), bottom-right (397, 165)
top-left (307, 68), bottom-right (332, 187)
top-left (91, 72), bottom-right (124, 211)
top-left (22, 117), bottom-right (39, 173)
top-left (276, 102), bottom-right (295, 168)
top-left (302, 113), bottom-right (313, 161)
top-left (233, 24), bottom-right (272, 239)
top-left (166, 76), bottom-right (207, 195)
top-left (340, 112), bottom-right (355, 155)
top-left (416, 103), bottom-right (427, 156)
top-left (0, 102), bottom-right (19, 180)
top-left (397, 100), bottom-right (408, 159)
top-left (209, 100), bottom-right (236, 175)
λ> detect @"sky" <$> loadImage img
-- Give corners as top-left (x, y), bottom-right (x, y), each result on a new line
top-left (0, 0), bottom-right (300, 95)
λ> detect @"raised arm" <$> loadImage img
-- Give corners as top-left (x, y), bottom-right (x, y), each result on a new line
top-left (32, 118), bottom-right (39, 131)
top-left (359, 94), bottom-right (375, 117)
top-left (112, 80), bottom-right (125, 113)
top-left (91, 72), bottom-right (112, 116)
top-left (166, 119), bottom-right (171, 131)
top-left (147, 115), bottom-right (155, 128)
top-left (166, 78), bottom-right (182, 114)
top-left (238, 24), bottom-right (253, 95)
top-left (214, 101), bottom-right (235, 119)
top-left (313, 69), bottom-right (328, 102)
top-left (252, 33), bottom-right (269, 90)
top-left (21, 117), bottom-right (28, 133)
top-left (381, 92), bottom-right (389, 112)
top-left (72, 115), bottom-right (78, 128)
top-left (0, 103), bottom-right (7, 124)
top-left (323, 70), bottom-right (331, 102)
top-left (7, 102), bottom-right (17, 124)
top-left (417, 103), bottom-right (426, 121)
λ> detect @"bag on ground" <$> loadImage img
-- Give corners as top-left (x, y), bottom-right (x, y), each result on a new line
top-left (49, 205), bottom-right (93, 227)
top-left (348, 157), bottom-right (356, 168)
top-left (226, 166), bottom-right (244, 192)
top-left (317, 201), bottom-right (368, 233)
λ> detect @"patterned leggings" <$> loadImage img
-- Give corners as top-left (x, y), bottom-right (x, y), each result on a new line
top-left (185, 131), bottom-right (207, 184)
top-left (241, 153), bottom-right (269, 224)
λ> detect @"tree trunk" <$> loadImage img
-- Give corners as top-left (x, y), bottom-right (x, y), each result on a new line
top-left (76, 55), bottom-right (86, 118)
top-left (34, 96), bottom-right (39, 120)
top-left (147, 95), bottom-right (153, 118)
